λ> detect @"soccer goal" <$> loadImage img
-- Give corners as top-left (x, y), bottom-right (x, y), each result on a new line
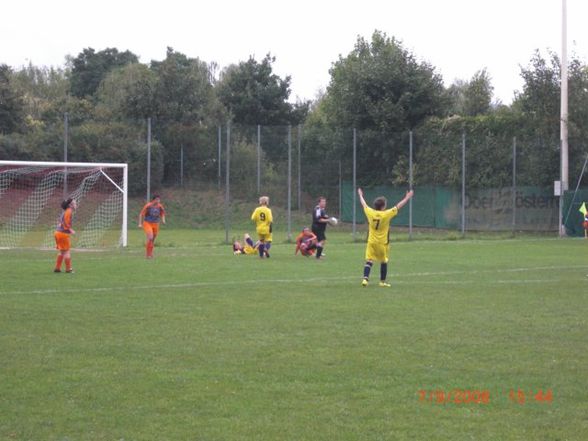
top-left (0, 161), bottom-right (128, 249)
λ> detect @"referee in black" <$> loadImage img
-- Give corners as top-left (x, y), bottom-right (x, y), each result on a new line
top-left (311, 196), bottom-right (330, 259)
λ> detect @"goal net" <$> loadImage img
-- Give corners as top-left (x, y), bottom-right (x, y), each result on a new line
top-left (0, 161), bottom-right (128, 249)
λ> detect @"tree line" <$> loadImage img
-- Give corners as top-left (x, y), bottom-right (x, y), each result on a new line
top-left (1, 30), bottom-right (587, 196)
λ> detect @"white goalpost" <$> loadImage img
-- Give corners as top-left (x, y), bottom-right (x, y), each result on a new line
top-left (0, 160), bottom-right (128, 249)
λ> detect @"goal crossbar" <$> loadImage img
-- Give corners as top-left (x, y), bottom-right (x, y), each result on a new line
top-left (0, 160), bottom-right (128, 248)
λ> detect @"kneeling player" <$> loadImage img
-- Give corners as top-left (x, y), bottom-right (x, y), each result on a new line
top-left (233, 233), bottom-right (260, 255)
top-left (295, 227), bottom-right (317, 256)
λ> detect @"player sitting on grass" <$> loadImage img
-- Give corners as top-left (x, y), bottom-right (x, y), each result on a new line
top-left (295, 227), bottom-right (318, 256)
top-left (233, 233), bottom-right (260, 255)
top-left (250, 196), bottom-right (273, 258)
top-left (357, 188), bottom-right (414, 287)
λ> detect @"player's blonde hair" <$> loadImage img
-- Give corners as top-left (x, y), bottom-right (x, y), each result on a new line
top-left (259, 196), bottom-right (270, 205)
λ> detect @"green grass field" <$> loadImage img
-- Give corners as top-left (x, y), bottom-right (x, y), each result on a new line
top-left (1, 230), bottom-right (587, 440)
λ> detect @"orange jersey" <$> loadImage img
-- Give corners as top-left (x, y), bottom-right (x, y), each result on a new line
top-left (141, 202), bottom-right (165, 223)
top-left (295, 230), bottom-right (317, 254)
top-left (56, 208), bottom-right (74, 233)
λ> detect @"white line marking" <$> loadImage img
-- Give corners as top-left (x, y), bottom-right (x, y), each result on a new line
top-left (0, 264), bottom-right (585, 296)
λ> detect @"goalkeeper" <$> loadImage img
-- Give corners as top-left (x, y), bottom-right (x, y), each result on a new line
top-left (311, 196), bottom-right (330, 259)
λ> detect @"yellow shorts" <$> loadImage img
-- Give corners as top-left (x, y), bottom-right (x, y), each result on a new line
top-left (257, 232), bottom-right (272, 243)
top-left (143, 221), bottom-right (160, 238)
top-left (54, 231), bottom-right (71, 251)
top-left (365, 242), bottom-right (389, 263)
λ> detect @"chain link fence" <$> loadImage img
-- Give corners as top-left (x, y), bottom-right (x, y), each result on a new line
top-left (3, 114), bottom-right (587, 240)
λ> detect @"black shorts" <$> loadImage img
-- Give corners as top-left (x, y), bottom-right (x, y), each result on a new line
top-left (312, 225), bottom-right (326, 242)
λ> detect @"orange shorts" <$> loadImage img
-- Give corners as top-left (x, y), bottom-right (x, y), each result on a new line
top-left (54, 231), bottom-right (71, 251)
top-left (143, 221), bottom-right (160, 238)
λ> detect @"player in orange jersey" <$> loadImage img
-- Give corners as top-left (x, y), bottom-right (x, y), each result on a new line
top-left (53, 198), bottom-right (77, 273)
top-left (138, 194), bottom-right (166, 259)
top-left (295, 227), bottom-right (318, 256)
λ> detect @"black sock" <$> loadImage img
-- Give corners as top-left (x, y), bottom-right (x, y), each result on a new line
top-left (316, 246), bottom-right (323, 258)
top-left (380, 263), bottom-right (388, 281)
top-left (363, 261), bottom-right (373, 279)
top-left (258, 243), bottom-right (265, 258)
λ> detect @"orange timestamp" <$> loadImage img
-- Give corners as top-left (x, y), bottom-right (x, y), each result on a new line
top-left (508, 388), bottom-right (553, 404)
top-left (419, 389), bottom-right (490, 405)
top-left (418, 388), bottom-right (553, 405)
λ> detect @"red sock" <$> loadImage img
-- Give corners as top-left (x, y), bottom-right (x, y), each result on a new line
top-left (147, 241), bottom-right (154, 257)
top-left (55, 255), bottom-right (64, 270)
top-left (65, 257), bottom-right (72, 271)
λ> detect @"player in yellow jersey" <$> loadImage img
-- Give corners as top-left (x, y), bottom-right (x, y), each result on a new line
top-left (357, 187), bottom-right (414, 287)
top-left (233, 233), bottom-right (260, 255)
top-left (250, 196), bottom-right (273, 258)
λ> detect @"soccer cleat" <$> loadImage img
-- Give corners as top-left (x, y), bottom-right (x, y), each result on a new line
top-left (53, 269), bottom-right (61, 273)
top-left (265, 251), bottom-right (270, 258)
top-left (361, 278), bottom-right (369, 287)
top-left (378, 281), bottom-right (391, 287)
top-left (66, 269), bottom-right (74, 274)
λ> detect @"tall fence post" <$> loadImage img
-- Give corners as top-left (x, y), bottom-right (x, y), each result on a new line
top-left (180, 144), bottom-right (184, 187)
top-left (225, 123), bottom-right (231, 244)
top-left (63, 112), bottom-right (68, 198)
top-left (338, 160), bottom-right (342, 221)
top-left (287, 125), bottom-right (292, 241)
top-left (147, 117), bottom-right (151, 201)
top-left (461, 131), bottom-right (466, 237)
top-left (217, 126), bottom-right (221, 190)
top-left (512, 137), bottom-right (517, 236)
top-left (409, 130), bottom-right (413, 240)
top-left (352, 128), bottom-right (357, 240)
top-left (257, 124), bottom-right (261, 194)
top-left (297, 124), bottom-right (302, 211)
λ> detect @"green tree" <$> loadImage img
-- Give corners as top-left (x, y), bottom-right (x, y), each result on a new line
top-left (216, 54), bottom-right (296, 125)
top-left (464, 69), bottom-right (493, 116)
top-left (0, 64), bottom-right (25, 134)
top-left (448, 69), bottom-right (494, 116)
top-left (97, 63), bottom-right (157, 119)
top-left (70, 47), bottom-right (138, 98)
top-left (324, 30), bottom-right (447, 131)
top-left (11, 64), bottom-right (69, 121)
top-left (513, 50), bottom-right (588, 183)
top-left (150, 48), bottom-right (218, 124)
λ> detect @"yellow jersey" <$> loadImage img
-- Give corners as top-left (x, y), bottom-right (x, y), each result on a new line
top-left (364, 205), bottom-right (398, 245)
top-left (251, 206), bottom-right (273, 235)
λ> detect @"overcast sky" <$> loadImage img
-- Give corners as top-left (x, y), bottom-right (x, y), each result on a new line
top-left (2, 0), bottom-right (587, 104)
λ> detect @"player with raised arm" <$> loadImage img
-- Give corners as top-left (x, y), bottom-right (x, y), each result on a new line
top-left (295, 227), bottom-right (318, 257)
top-left (53, 198), bottom-right (77, 273)
top-left (357, 188), bottom-right (414, 287)
top-left (250, 196), bottom-right (273, 258)
top-left (233, 233), bottom-right (260, 255)
top-left (312, 196), bottom-right (330, 259)
top-left (138, 194), bottom-right (165, 259)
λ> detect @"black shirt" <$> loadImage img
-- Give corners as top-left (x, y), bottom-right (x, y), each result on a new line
top-left (312, 205), bottom-right (329, 231)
